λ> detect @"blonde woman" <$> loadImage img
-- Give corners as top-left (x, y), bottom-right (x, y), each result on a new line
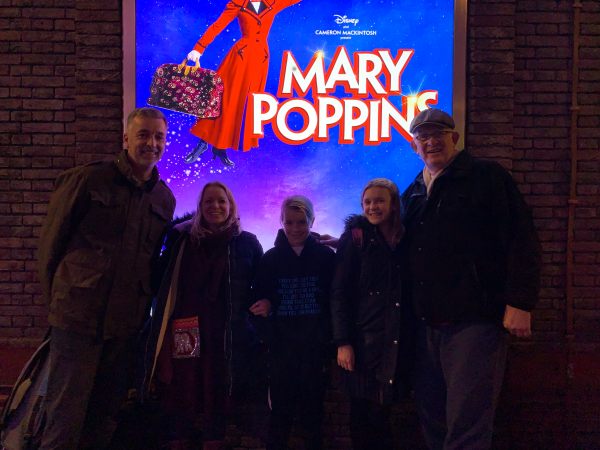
top-left (142, 181), bottom-right (263, 450)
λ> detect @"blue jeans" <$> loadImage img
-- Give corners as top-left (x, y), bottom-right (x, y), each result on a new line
top-left (413, 321), bottom-right (508, 450)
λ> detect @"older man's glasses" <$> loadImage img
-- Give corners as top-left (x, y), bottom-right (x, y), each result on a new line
top-left (414, 130), bottom-right (453, 142)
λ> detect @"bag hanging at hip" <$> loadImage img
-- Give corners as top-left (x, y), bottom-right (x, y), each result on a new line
top-left (147, 59), bottom-right (223, 118)
top-left (171, 316), bottom-right (201, 359)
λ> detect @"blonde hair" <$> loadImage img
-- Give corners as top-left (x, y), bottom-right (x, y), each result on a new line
top-left (280, 195), bottom-right (315, 225)
top-left (361, 178), bottom-right (404, 244)
top-left (190, 181), bottom-right (240, 242)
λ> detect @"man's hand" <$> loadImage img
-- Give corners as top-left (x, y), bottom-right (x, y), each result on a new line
top-left (249, 299), bottom-right (271, 317)
top-left (187, 50), bottom-right (202, 63)
top-left (337, 344), bottom-right (355, 371)
top-left (317, 234), bottom-right (339, 248)
top-left (503, 305), bottom-right (532, 338)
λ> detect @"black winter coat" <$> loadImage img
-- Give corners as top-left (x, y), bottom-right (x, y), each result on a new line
top-left (140, 220), bottom-right (263, 399)
top-left (402, 150), bottom-right (541, 323)
top-left (330, 215), bottom-right (414, 391)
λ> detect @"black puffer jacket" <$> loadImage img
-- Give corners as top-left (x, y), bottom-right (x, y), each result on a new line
top-left (402, 150), bottom-right (541, 323)
top-left (140, 220), bottom-right (263, 399)
top-left (330, 215), bottom-right (414, 388)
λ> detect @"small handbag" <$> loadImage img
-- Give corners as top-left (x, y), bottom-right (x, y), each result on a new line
top-left (147, 59), bottom-right (223, 118)
top-left (171, 316), bottom-right (201, 359)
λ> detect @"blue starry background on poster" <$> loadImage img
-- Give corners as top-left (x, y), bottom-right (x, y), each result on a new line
top-left (136, 0), bottom-right (455, 247)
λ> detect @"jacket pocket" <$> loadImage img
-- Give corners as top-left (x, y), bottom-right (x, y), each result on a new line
top-left (50, 248), bottom-right (111, 325)
top-left (80, 190), bottom-right (125, 240)
top-left (357, 331), bottom-right (383, 370)
top-left (52, 248), bottom-right (110, 290)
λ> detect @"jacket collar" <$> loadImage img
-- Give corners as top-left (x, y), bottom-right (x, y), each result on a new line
top-left (233, 0), bottom-right (273, 17)
top-left (414, 149), bottom-right (472, 191)
top-left (273, 228), bottom-right (317, 252)
top-left (115, 149), bottom-right (160, 191)
top-left (443, 149), bottom-right (473, 178)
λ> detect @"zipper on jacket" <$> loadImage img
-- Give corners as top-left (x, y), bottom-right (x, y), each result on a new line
top-left (225, 244), bottom-right (234, 396)
top-left (141, 301), bottom-right (156, 403)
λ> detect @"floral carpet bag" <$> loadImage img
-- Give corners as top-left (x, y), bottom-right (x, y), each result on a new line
top-left (147, 59), bottom-right (223, 118)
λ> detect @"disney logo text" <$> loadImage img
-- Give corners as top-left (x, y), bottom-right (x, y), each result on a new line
top-left (334, 15), bottom-right (359, 26)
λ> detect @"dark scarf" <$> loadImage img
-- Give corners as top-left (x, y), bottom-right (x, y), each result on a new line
top-left (175, 226), bottom-right (235, 318)
top-left (190, 226), bottom-right (234, 304)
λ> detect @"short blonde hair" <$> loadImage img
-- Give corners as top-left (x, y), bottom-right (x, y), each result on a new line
top-left (280, 195), bottom-right (315, 225)
top-left (190, 181), bottom-right (240, 241)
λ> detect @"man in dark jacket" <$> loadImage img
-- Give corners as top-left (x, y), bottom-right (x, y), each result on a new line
top-left (402, 109), bottom-right (541, 450)
top-left (37, 107), bottom-right (176, 449)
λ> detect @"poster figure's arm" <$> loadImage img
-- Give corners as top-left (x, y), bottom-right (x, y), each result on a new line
top-left (190, 1), bottom-right (240, 59)
top-left (274, 0), bottom-right (302, 14)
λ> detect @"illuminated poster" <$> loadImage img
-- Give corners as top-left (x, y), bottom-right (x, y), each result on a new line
top-left (135, 0), bottom-right (460, 245)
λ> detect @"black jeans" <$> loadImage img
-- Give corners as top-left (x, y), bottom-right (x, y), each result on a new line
top-left (267, 343), bottom-right (326, 450)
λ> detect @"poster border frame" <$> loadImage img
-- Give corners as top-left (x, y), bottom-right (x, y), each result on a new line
top-left (122, 0), bottom-right (467, 146)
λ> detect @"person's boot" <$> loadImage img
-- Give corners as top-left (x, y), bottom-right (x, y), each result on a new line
top-left (211, 148), bottom-right (235, 167)
top-left (184, 139), bottom-right (209, 163)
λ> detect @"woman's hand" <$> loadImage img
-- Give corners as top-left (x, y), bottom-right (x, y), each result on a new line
top-left (337, 344), bottom-right (355, 371)
top-left (249, 299), bottom-right (271, 317)
top-left (187, 50), bottom-right (202, 63)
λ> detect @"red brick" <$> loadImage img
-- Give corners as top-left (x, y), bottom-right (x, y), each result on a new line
top-left (21, 122), bottom-right (65, 133)
top-left (22, 99), bottom-right (64, 110)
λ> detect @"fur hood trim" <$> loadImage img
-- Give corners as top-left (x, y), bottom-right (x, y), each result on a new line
top-left (343, 214), bottom-right (370, 233)
top-left (172, 212), bottom-right (193, 233)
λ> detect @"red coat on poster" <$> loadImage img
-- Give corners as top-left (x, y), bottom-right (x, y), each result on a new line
top-left (190, 0), bottom-right (301, 152)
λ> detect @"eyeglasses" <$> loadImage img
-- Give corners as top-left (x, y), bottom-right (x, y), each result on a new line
top-left (414, 130), bottom-right (453, 142)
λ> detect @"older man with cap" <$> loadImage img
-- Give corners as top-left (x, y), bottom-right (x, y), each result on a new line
top-left (401, 108), bottom-right (541, 449)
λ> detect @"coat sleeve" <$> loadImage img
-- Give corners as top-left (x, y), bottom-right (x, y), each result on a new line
top-left (37, 168), bottom-right (89, 303)
top-left (491, 166), bottom-right (541, 311)
top-left (194, 2), bottom-right (240, 53)
top-left (277, 0), bottom-right (302, 10)
top-left (249, 235), bottom-right (264, 305)
top-left (151, 225), bottom-right (181, 294)
top-left (330, 230), bottom-right (360, 346)
top-left (254, 249), bottom-right (278, 309)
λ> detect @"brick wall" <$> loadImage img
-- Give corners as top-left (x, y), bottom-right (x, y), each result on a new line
top-left (1, 0), bottom-right (599, 448)
top-left (0, 0), bottom-right (123, 345)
